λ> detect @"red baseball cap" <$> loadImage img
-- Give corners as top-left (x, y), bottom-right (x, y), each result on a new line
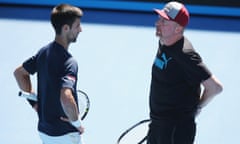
top-left (154, 1), bottom-right (189, 27)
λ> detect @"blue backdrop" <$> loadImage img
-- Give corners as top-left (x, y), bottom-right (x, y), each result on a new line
top-left (1, 0), bottom-right (240, 17)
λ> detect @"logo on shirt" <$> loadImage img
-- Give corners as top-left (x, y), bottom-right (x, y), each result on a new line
top-left (154, 53), bottom-right (172, 70)
top-left (66, 75), bottom-right (76, 83)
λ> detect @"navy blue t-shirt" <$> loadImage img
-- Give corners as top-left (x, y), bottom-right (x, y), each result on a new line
top-left (150, 37), bottom-right (211, 119)
top-left (23, 41), bottom-right (78, 136)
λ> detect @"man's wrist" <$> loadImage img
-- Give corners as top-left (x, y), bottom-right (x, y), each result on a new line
top-left (70, 119), bottom-right (82, 128)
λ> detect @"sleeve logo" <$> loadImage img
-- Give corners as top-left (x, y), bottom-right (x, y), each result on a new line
top-left (66, 75), bottom-right (76, 82)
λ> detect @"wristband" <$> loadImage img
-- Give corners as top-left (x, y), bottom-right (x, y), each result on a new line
top-left (70, 119), bottom-right (81, 128)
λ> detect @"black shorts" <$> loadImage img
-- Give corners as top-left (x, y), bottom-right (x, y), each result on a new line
top-left (147, 117), bottom-right (196, 144)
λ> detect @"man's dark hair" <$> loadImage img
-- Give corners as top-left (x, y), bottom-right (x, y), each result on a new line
top-left (51, 4), bottom-right (83, 35)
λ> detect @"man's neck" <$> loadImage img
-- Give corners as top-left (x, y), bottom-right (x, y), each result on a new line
top-left (55, 35), bottom-right (69, 50)
top-left (161, 34), bottom-right (183, 47)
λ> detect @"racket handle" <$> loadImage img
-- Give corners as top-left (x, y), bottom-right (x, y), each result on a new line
top-left (18, 91), bottom-right (37, 101)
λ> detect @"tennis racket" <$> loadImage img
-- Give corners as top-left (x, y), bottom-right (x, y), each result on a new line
top-left (117, 119), bottom-right (151, 144)
top-left (18, 89), bottom-right (90, 120)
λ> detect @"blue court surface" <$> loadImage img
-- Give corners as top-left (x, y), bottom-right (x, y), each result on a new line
top-left (0, 3), bottom-right (240, 144)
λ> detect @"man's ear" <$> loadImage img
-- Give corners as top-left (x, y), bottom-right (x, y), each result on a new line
top-left (175, 25), bottom-right (184, 33)
top-left (62, 24), bottom-right (70, 32)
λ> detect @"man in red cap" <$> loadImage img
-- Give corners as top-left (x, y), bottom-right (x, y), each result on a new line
top-left (147, 1), bottom-right (223, 144)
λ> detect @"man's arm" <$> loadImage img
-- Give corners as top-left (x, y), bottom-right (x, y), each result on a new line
top-left (60, 87), bottom-right (84, 133)
top-left (14, 65), bottom-right (33, 92)
top-left (60, 87), bottom-right (79, 121)
top-left (198, 75), bottom-right (223, 109)
top-left (14, 65), bottom-right (37, 110)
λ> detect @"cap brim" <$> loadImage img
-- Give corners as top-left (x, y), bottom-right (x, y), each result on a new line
top-left (154, 9), bottom-right (170, 20)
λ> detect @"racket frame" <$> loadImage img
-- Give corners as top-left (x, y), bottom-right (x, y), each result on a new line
top-left (117, 119), bottom-right (151, 144)
top-left (18, 89), bottom-right (90, 120)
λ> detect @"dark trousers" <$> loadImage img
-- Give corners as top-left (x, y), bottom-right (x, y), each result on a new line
top-left (147, 117), bottom-right (196, 144)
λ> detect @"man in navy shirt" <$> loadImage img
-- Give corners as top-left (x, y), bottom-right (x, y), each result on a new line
top-left (147, 1), bottom-right (223, 144)
top-left (14, 4), bottom-right (84, 144)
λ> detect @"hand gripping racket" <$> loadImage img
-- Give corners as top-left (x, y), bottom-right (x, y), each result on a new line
top-left (117, 119), bottom-right (151, 144)
top-left (18, 89), bottom-right (90, 120)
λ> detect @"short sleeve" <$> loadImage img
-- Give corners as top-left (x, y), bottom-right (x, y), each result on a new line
top-left (169, 38), bottom-right (212, 85)
top-left (61, 57), bottom-right (78, 91)
top-left (180, 49), bottom-right (212, 84)
top-left (22, 55), bottom-right (37, 75)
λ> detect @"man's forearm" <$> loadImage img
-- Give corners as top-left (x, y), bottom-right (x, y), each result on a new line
top-left (60, 88), bottom-right (79, 121)
top-left (14, 66), bottom-right (33, 92)
top-left (199, 75), bottom-right (223, 108)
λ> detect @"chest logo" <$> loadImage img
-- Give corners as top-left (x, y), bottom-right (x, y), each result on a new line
top-left (154, 53), bottom-right (172, 70)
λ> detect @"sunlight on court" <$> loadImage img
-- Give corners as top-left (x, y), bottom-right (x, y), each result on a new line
top-left (0, 18), bottom-right (240, 144)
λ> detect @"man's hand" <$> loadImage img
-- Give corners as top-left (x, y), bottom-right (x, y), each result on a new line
top-left (60, 117), bottom-right (84, 134)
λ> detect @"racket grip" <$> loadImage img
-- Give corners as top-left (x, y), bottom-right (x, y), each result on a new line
top-left (18, 91), bottom-right (37, 101)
